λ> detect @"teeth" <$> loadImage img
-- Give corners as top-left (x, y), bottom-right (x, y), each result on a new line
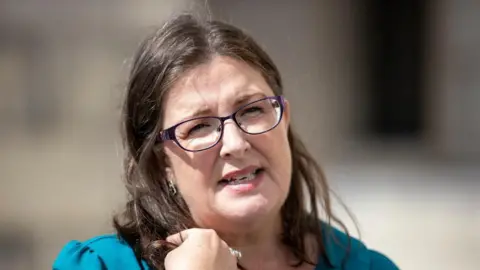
top-left (228, 171), bottom-right (256, 185)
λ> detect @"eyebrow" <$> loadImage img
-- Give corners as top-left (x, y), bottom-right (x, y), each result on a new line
top-left (179, 92), bottom-right (267, 121)
top-left (183, 106), bottom-right (211, 120)
top-left (234, 92), bottom-right (266, 106)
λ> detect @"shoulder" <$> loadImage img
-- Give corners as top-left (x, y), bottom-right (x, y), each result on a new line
top-left (319, 223), bottom-right (399, 270)
top-left (53, 234), bottom-right (150, 270)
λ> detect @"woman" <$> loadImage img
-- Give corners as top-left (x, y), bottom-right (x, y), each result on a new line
top-left (53, 14), bottom-right (399, 270)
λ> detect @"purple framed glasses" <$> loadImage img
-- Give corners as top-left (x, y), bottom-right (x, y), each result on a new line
top-left (158, 95), bottom-right (285, 152)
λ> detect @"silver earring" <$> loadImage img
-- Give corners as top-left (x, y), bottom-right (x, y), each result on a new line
top-left (229, 248), bottom-right (242, 260)
top-left (168, 179), bottom-right (177, 195)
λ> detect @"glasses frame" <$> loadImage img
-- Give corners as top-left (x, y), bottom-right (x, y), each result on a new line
top-left (158, 95), bottom-right (285, 152)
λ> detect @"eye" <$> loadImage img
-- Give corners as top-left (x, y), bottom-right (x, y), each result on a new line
top-left (176, 117), bottom-right (221, 140)
top-left (188, 123), bottom-right (210, 135)
top-left (240, 106), bottom-right (264, 117)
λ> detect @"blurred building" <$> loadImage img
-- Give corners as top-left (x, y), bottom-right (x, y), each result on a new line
top-left (0, 1), bottom-right (478, 269)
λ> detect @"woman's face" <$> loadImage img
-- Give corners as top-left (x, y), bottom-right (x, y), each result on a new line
top-left (162, 56), bottom-right (292, 231)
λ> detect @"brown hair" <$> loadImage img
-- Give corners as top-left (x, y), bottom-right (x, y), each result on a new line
top-left (114, 14), bottom-right (350, 269)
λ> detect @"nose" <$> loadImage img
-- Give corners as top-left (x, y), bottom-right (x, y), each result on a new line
top-left (219, 120), bottom-right (251, 159)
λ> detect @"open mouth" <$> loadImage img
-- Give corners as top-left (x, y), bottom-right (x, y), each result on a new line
top-left (218, 168), bottom-right (264, 185)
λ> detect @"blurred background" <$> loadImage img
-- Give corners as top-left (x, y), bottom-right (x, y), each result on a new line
top-left (0, 0), bottom-right (479, 269)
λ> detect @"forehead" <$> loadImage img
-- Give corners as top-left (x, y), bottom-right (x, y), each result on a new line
top-left (162, 56), bottom-right (274, 127)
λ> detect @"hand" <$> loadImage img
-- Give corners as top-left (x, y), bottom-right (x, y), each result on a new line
top-left (164, 228), bottom-right (238, 270)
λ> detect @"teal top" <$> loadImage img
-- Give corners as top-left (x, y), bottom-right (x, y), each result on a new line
top-left (53, 226), bottom-right (399, 270)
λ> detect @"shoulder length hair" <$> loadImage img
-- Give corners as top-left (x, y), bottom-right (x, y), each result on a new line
top-left (114, 14), bottom-right (350, 270)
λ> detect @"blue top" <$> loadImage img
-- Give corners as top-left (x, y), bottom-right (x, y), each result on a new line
top-left (53, 226), bottom-right (399, 270)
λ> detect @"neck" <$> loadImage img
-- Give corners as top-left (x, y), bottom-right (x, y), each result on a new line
top-left (217, 214), bottom-right (291, 269)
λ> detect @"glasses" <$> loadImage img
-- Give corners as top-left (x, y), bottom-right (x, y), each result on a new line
top-left (158, 95), bottom-right (285, 152)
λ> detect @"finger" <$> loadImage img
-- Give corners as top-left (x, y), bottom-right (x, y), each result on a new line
top-left (165, 232), bottom-right (185, 245)
top-left (165, 228), bottom-right (195, 245)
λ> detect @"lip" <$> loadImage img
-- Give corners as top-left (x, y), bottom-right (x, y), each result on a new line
top-left (221, 170), bottom-right (264, 193)
top-left (221, 165), bottom-right (260, 181)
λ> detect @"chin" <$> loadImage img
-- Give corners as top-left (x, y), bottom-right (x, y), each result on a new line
top-left (212, 173), bottom-right (287, 225)
top-left (218, 196), bottom-right (279, 224)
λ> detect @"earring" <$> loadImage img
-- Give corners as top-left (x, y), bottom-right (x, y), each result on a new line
top-left (168, 179), bottom-right (177, 195)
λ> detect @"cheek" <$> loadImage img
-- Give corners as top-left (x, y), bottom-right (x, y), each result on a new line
top-left (253, 126), bottom-right (292, 182)
top-left (266, 123), bottom-right (290, 159)
top-left (165, 146), bottom-right (218, 198)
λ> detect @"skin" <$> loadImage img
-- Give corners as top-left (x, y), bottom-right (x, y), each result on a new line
top-left (162, 56), bottom-right (313, 269)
